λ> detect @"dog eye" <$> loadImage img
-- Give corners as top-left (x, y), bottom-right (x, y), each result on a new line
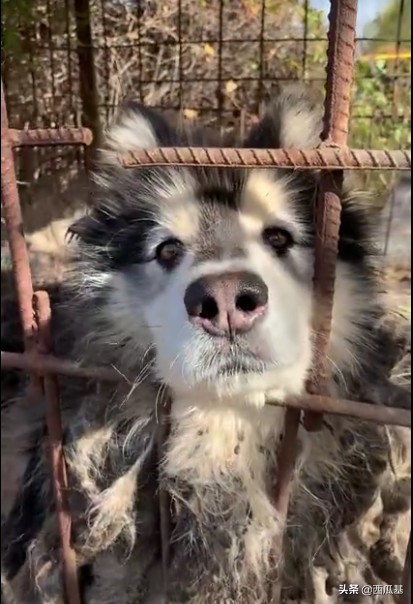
top-left (155, 238), bottom-right (185, 269)
top-left (263, 227), bottom-right (294, 253)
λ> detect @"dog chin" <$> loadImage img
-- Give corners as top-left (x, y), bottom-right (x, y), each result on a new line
top-left (168, 364), bottom-right (298, 409)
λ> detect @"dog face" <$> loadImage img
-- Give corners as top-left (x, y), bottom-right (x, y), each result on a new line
top-left (110, 168), bottom-right (314, 401)
top-left (70, 89), bottom-right (380, 404)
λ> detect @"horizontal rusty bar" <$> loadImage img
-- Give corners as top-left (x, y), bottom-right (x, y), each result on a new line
top-left (270, 393), bottom-right (411, 428)
top-left (1, 351), bottom-right (120, 382)
top-left (118, 147), bottom-right (411, 170)
top-left (6, 129), bottom-right (410, 172)
top-left (2, 350), bottom-right (410, 427)
top-left (9, 128), bottom-right (93, 147)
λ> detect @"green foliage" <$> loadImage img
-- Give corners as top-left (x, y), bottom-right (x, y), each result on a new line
top-left (1, 0), bottom-right (35, 57)
top-left (352, 0), bottom-right (411, 195)
top-left (364, 0), bottom-right (411, 51)
top-left (350, 55), bottom-right (411, 195)
top-left (303, 6), bottom-right (329, 77)
top-left (351, 58), bottom-right (411, 150)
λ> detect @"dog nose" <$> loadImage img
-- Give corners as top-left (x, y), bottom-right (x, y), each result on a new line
top-left (184, 271), bottom-right (268, 336)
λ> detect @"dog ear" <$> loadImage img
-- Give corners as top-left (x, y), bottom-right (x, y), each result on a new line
top-left (103, 99), bottom-right (178, 154)
top-left (69, 103), bottom-right (182, 250)
top-left (243, 84), bottom-right (323, 149)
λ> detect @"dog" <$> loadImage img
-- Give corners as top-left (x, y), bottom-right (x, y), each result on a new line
top-left (1, 86), bottom-right (410, 603)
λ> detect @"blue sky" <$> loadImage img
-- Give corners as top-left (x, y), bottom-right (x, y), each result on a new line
top-left (311, 0), bottom-right (390, 35)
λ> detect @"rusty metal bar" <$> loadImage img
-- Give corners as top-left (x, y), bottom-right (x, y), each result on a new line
top-left (319, 1), bottom-right (357, 146)
top-left (9, 128), bottom-right (93, 148)
top-left (1, 351), bottom-right (120, 382)
top-left (0, 0), bottom-right (410, 598)
top-left (1, 85), bottom-right (37, 351)
top-left (3, 134), bottom-right (412, 176)
top-left (271, 393), bottom-right (411, 428)
top-left (2, 351), bottom-right (410, 428)
top-left (33, 292), bottom-right (81, 604)
top-left (273, 0), bottom-right (356, 515)
top-left (304, 0), bottom-right (359, 432)
top-left (1, 79), bottom-right (82, 602)
top-left (1, 82), bottom-right (42, 400)
top-left (118, 147), bottom-right (411, 170)
top-left (8, 133), bottom-right (404, 174)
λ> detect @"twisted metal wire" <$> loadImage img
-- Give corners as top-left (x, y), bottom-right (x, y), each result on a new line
top-left (9, 127), bottom-right (93, 147)
top-left (118, 146), bottom-right (411, 170)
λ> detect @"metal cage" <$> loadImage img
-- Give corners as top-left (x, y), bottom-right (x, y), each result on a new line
top-left (1, 1), bottom-right (411, 602)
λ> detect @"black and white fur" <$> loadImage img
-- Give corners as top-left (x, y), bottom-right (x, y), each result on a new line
top-left (1, 87), bottom-right (410, 603)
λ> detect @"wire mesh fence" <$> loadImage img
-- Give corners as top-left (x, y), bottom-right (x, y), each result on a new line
top-left (2, 0), bottom-right (411, 134)
top-left (0, 0), bottom-right (411, 603)
top-left (1, 0), bottom-right (411, 261)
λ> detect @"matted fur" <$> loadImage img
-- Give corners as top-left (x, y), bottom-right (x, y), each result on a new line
top-left (1, 86), bottom-right (410, 603)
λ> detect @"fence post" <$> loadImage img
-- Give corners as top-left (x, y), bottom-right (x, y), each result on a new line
top-left (74, 0), bottom-right (101, 148)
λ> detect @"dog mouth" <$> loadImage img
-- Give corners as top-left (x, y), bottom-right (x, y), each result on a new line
top-left (213, 352), bottom-right (267, 377)
top-left (216, 363), bottom-right (257, 376)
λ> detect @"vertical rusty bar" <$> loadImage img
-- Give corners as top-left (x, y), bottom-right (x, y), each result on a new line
top-left (1, 81), bottom-right (42, 400)
top-left (319, 0), bottom-right (358, 146)
top-left (2, 78), bottom-right (81, 603)
top-left (33, 292), bottom-right (81, 604)
top-left (274, 0), bottom-right (359, 513)
top-left (1, 82), bottom-right (37, 351)
top-left (304, 0), bottom-right (358, 431)
top-left (74, 0), bottom-right (101, 147)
